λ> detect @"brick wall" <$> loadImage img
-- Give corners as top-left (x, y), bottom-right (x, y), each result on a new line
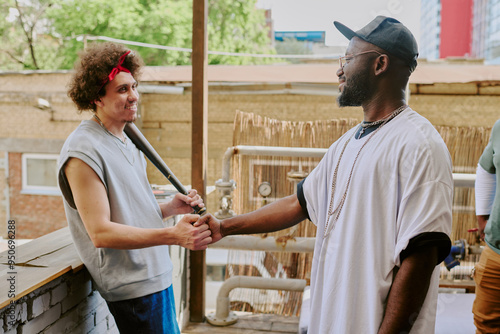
top-left (8, 153), bottom-right (67, 239)
top-left (0, 269), bottom-right (117, 334)
top-left (0, 151), bottom-right (6, 237)
top-left (2, 71), bottom-right (500, 238)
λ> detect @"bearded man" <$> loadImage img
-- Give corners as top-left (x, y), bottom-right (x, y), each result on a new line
top-left (200, 16), bottom-right (452, 333)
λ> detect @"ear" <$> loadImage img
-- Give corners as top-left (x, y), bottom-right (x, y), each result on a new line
top-left (374, 54), bottom-right (390, 76)
top-left (94, 98), bottom-right (104, 108)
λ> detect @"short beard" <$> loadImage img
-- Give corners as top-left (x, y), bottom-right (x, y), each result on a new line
top-left (337, 70), bottom-right (373, 107)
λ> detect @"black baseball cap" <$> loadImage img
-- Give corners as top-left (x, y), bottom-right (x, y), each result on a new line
top-left (334, 16), bottom-right (418, 72)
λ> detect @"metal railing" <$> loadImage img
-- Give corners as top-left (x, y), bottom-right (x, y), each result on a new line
top-left (215, 145), bottom-right (476, 218)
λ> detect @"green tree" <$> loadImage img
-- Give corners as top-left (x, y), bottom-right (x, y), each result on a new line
top-left (0, 0), bottom-right (61, 70)
top-left (207, 0), bottom-right (275, 65)
top-left (130, 0), bottom-right (193, 66)
top-left (0, 0), bottom-right (276, 70)
top-left (47, 0), bottom-right (148, 69)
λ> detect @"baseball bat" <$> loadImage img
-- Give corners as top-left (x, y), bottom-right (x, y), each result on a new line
top-left (124, 122), bottom-right (206, 215)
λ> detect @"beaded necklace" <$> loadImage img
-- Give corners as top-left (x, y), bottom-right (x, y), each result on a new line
top-left (324, 105), bottom-right (407, 238)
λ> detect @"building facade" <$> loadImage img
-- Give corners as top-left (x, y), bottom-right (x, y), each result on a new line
top-left (421, 0), bottom-right (500, 63)
top-left (472, 0), bottom-right (489, 58)
top-left (486, 0), bottom-right (500, 61)
top-left (440, 0), bottom-right (474, 58)
top-left (420, 0), bottom-right (442, 60)
top-left (420, 0), bottom-right (474, 60)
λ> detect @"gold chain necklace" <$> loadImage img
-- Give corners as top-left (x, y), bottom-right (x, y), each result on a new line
top-left (324, 105), bottom-right (407, 238)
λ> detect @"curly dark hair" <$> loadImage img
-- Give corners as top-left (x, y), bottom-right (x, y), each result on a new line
top-left (67, 42), bottom-right (144, 112)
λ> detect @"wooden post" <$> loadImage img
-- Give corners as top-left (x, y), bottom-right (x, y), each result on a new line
top-left (190, 0), bottom-right (208, 323)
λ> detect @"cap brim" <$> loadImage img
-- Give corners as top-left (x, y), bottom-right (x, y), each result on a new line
top-left (334, 21), bottom-right (357, 40)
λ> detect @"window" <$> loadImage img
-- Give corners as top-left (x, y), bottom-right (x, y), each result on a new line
top-left (22, 153), bottom-right (60, 195)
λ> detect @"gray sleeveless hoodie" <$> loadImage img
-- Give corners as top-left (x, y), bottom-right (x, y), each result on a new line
top-left (58, 120), bottom-right (173, 301)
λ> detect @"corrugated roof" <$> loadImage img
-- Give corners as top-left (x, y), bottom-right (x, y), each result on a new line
top-left (141, 63), bottom-right (500, 85)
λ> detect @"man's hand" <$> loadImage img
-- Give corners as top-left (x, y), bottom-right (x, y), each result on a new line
top-left (173, 214), bottom-right (212, 250)
top-left (197, 214), bottom-right (223, 244)
top-left (161, 189), bottom-right (205, 218)
top-left (477, 215), bottom-right (489, 241)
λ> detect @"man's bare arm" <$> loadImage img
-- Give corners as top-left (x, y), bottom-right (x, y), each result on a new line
top-left (198, 194), bottom-right (307, 244)
top-left (378, 246), bottom-right (439, 334)
top-left (64, 157), bottom-right (211, 250)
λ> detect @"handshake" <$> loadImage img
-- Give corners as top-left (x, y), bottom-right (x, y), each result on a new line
top-left (173, 213), bottom-right (223, 251)
top-left (170, 189), bottom-right (305, 251)
top-left (169, 190), bottom-right (224, 251)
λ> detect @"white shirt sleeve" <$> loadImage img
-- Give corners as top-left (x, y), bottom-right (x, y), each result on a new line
top-left (475, 163), bottom-right (496, 215)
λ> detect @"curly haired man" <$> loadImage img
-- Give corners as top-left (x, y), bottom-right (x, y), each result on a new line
top-left (58, 42), bottom-right (211, 333)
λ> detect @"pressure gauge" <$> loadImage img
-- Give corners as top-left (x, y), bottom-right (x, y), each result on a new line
top-left (258, 181), bottom-right (272, 197)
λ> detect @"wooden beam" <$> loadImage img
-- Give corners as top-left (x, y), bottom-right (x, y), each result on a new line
top-left (190, 0), bottom-right (208, 323)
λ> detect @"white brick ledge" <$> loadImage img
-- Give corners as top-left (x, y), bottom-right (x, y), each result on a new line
top-left (0, 228), bottom-right (118, 333)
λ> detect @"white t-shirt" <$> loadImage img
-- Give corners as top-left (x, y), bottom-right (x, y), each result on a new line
top-left (301, 108), bottom-right (453, 333)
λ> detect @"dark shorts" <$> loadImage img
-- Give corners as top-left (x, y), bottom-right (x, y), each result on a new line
top-left (106, 285), bottom-right (180, 334)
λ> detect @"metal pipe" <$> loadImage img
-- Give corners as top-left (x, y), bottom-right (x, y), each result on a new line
top-left (220, 145), bottom-right (327, 182)
top-left (453, 173), bottom-right (476, 188)
top-left (209, 235), bottom-right (314, 253)
top-left (220, 145), bottom-right (477, 188)
top-left (137, 84), bottom-right (184, 95)
top-left (230, 145), bottom-right (327, 158)
top-left (221, 147), bottom-right (237, 182)
top-left (206, 276), bottom-right (307, 326)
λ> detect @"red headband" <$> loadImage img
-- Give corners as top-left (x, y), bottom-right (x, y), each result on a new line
top-left (97, 50), bottom-right (131, 93)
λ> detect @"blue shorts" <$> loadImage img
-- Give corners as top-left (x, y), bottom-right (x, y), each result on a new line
top-left (106, 285), bottom-right (180, 334)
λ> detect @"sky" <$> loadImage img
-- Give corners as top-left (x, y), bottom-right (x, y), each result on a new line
top-left (256, 0), bottom-right (421, 47)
